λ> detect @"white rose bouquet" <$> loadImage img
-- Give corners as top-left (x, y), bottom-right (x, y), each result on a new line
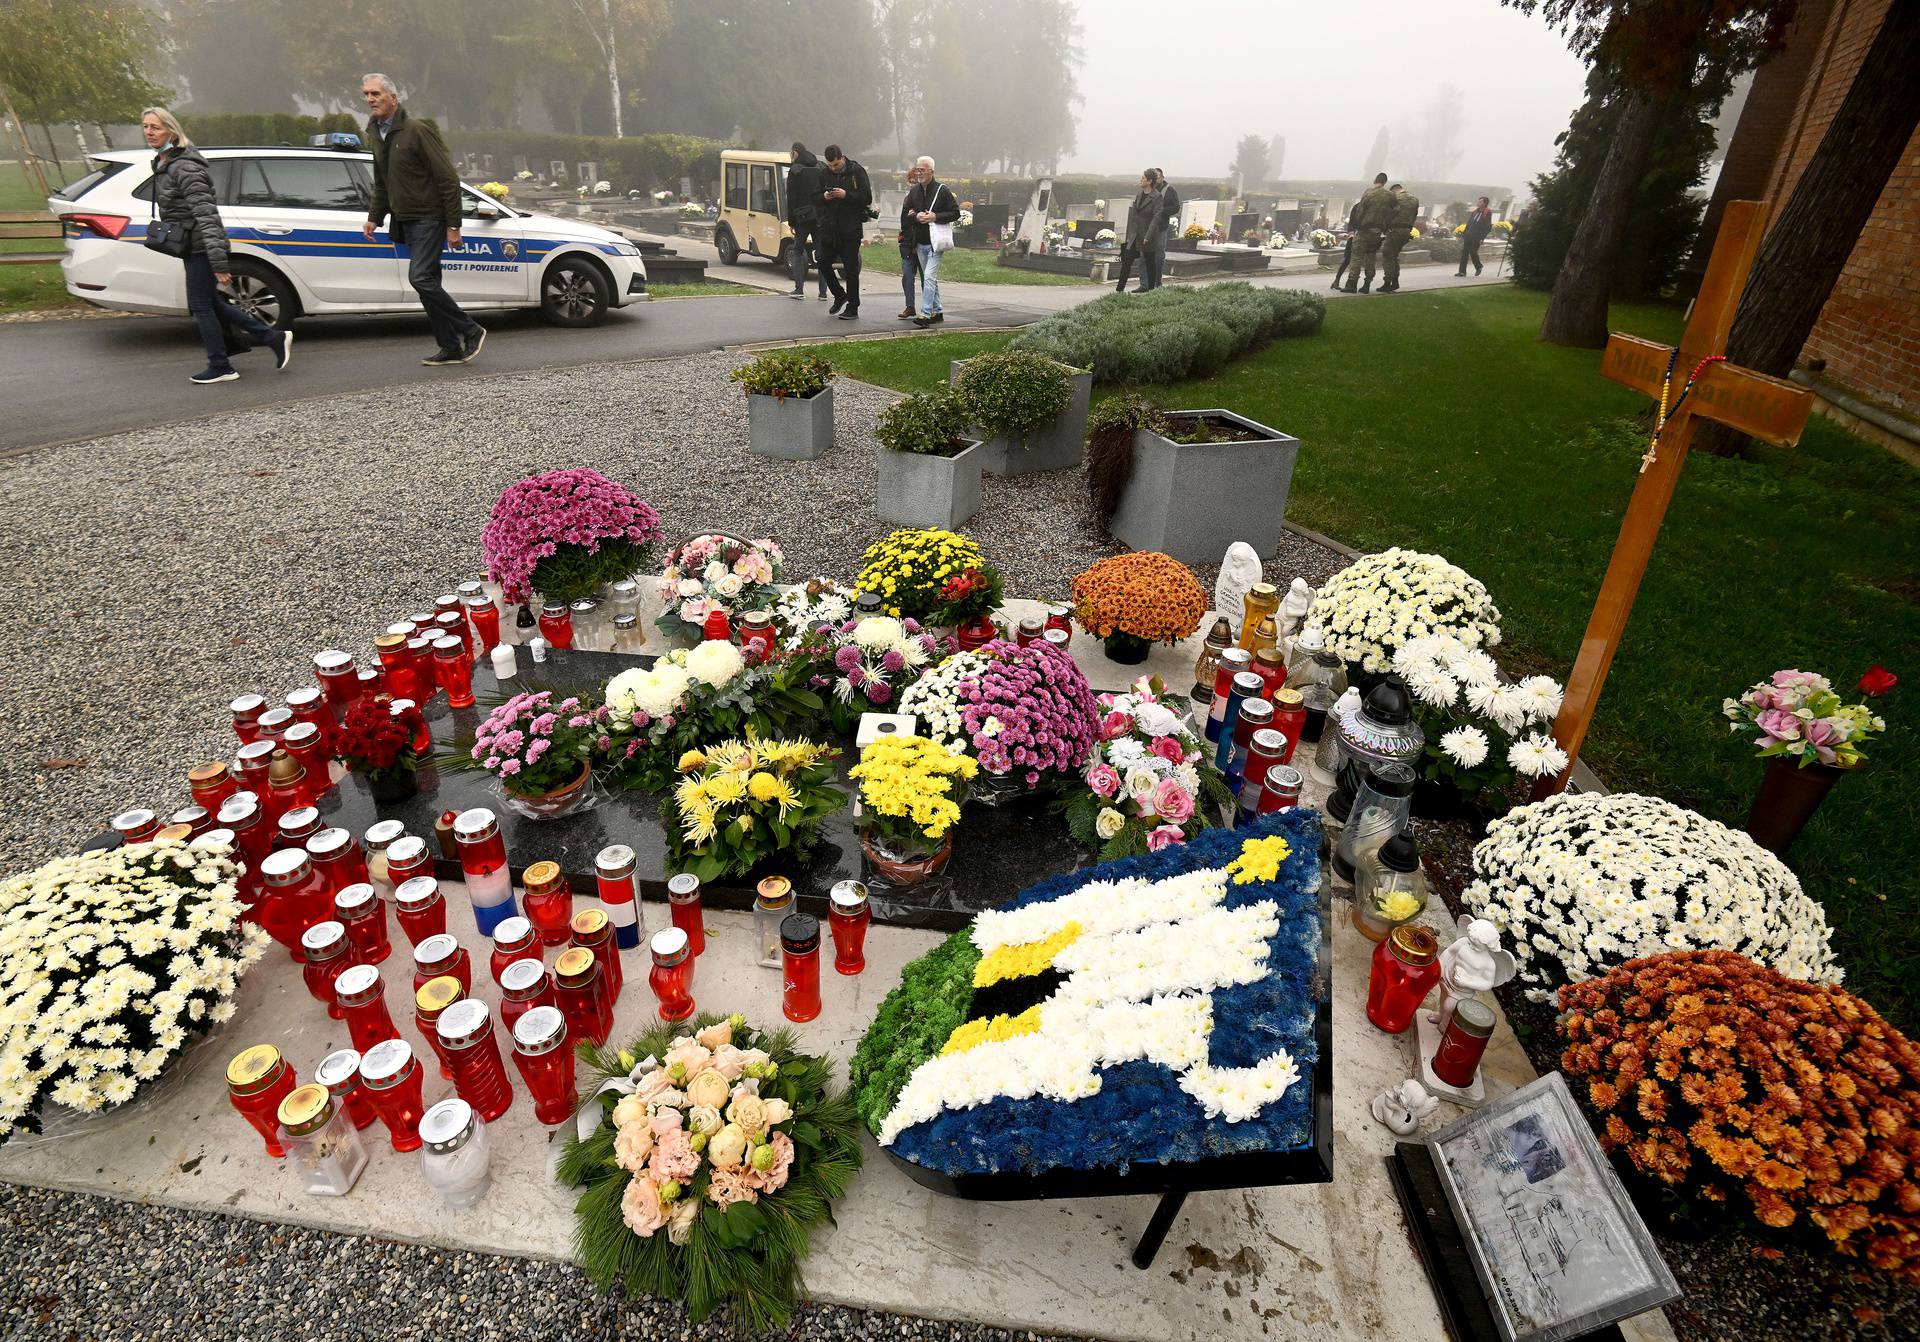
top-left (604, 644), bottom-right (825, 793)
top-left (1462, 791), bottom-right (1842, 998)
top-left (1305, 548), bottom-right (1502, 675)
top-left (1391, 633), bottom-right (1568, 805)
top-left (655, 534), bottom-right (784, 641)
top-left (0, 840), bottom-right (270, 1143)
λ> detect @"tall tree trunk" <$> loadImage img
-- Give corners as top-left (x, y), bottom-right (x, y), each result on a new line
top-left (604, 0), bottom-right (624, 138)
top-left (1538, 85), bottom-right (1666, 347)
top-left (1698, 1), bottom-right (1920, 455)
top-left (38, 121), bottom-right (65, 176)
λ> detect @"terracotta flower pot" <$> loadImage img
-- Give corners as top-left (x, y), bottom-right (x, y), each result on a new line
top-left (1745, 757), bottom-right (1845, 857)
top-left (504, 761), bottom-right (594, 822)
top-left (860, 831), bottom-right (954, 886)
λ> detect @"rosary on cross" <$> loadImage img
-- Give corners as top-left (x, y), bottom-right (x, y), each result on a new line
top-left (1640, 351), bottom-right (1728, 472)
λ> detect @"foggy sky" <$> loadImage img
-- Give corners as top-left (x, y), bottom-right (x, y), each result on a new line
top-left (1065, 0), bottom-right (1591, 194)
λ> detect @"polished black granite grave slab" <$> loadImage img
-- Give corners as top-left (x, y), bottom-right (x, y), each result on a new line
top-left (306, 646), bottom-right (1090, 933)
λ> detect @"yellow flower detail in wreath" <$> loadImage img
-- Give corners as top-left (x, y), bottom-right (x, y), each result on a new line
top-left (941, 1006), bottom-right (1043, 1056)
top-left (1225, 835), bottom-right (1294, 885)
top-left (974, 922), bottom-right (1082, 988)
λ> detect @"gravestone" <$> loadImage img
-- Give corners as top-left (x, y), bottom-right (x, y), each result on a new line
top-left (549, 160), bottom-right (568, 182)
top-left (513, 155), bottom-right (529, 176)
top-left (577, 162), bottom-right (598, 187)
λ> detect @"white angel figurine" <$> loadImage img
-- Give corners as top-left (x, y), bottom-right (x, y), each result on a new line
top-left (1370, 1079), bottom-right (1440, 1136)
top-left (1212, 542), bottom-right (1264, 638)
top-left (1429, 917), bottom-right (1518, 1030)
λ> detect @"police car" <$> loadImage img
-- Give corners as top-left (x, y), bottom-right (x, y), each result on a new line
top-left (51, 143), bottom-right (648, 329)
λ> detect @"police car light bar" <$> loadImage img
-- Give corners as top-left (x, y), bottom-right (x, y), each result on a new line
top-left (308, 132), bottom-right (364, 150)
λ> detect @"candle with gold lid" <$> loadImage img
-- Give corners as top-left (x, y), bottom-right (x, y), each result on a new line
top-left (1236, 582), bottom-right (1279, 652)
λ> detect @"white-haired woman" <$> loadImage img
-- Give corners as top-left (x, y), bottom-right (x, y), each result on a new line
top-left (140, 107), bottom-right (291, 384)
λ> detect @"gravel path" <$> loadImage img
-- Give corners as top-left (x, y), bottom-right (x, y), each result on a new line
top-left (0, 1181), bottom-right (1079, 1342)
top-left (0, 349), bottom-right (1343, 874)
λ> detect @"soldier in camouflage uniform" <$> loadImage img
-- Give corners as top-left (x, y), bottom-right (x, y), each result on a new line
top-left (1379, 184), bottom-right (1420, 293)
top-left (1342, 172), bottom-right (1394, 294)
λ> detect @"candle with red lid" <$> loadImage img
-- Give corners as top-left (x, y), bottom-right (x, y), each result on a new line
top-left (781, 913), bottom-right (822, 1023)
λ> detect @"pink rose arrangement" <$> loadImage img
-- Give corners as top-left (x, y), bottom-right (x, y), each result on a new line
top-left (481, 468), bottom-right (662, 604)
top-left (471, 689), bottom-right (609, 799)
top-left (1064, 675), bottom-right (1232, 860)
top-left (1722, 668), bottom-right (1888, 769)
top-left (654, 533), bottom-right (785, 639)
top-left (566, 1016), bottom-right (864, 1329)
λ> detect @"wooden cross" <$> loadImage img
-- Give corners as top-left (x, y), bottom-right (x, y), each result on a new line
top-left (1532, 200), bottom-right (1814, 798)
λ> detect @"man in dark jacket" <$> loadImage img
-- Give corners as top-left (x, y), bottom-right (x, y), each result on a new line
top-left (1150, 169), bottom-right (1180, 291)
top-left (813, 145), bottom-right (872, 320)
top-left (785, 143), bottom-right (828, 300)
top-left (904, 156), bottom-right (960, 326)
top-left (1458, 196), bottom-right (1493, 277)
top-left (358, 72), bottom-right (484, 365)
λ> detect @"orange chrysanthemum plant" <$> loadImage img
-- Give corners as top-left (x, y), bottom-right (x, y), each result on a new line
top-left (1558, 949), bottom-right (1920, 1280)
top-left (1071, 552), bottom-right (1209, 665)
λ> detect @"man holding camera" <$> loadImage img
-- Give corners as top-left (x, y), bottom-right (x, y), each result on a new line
top-left (816, 145), bottom-right (873, 321)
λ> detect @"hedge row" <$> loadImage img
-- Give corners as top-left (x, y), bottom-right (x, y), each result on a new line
top-left (1008, 283), bottom-right (1325, 385)
top-left (177, 114), bottom-right (727, 192)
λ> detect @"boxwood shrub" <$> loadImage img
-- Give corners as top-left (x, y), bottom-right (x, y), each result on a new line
top-left (1011, 283), bottom-right (1324, 384)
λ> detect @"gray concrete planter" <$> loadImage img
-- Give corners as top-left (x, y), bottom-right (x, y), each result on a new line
top-left (875, 439), bottom-right (985, 529)
top-left (1109, 409), bottom-right (1300, 565)
top-left (948, 358), bottom-right (1091, 476)
top-left (746, 385), bottom-right (834, 461)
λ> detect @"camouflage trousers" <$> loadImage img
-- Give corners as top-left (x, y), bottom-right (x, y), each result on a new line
top-left (1348, 228), bottom-right (1383, 285)
top-left (1381, 229), bottom-right (1412, 286)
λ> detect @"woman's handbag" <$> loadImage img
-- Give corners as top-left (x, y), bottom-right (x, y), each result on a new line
top-left (143, 171), bottom-right (192, 258)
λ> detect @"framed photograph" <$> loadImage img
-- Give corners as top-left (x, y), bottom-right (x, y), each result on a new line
top-left (1427, 1072), bottom-right (1679, 1342)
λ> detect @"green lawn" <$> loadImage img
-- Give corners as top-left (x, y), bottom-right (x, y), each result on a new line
top-left (857, 244), bottom-right (1094, 287)
top-left (0, 161), bottom-right (84, 314)
top-left (827, 286), bottom-right (1920, 1031)
top-left (648, 279), bottom-right (764, 298)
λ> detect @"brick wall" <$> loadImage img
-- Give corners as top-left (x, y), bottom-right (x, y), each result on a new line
top-left (1762, 0), bottom-right (1919, 412)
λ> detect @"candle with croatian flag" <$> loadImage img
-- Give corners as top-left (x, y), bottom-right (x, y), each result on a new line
top-left (594, 844), bottom-right (645, 950)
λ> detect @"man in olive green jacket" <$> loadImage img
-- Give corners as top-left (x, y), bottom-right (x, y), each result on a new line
top-left (1342, 172), bottom-right (1394, 294)
top-left (358, 72), bottom-right (484, 366)
top-left (1379, 184), bottom-right (1421, 293)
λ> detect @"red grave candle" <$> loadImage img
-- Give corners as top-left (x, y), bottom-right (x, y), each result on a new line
top-left (275, 806), bottom-right (322, 853)
top-left (374, 633), bottom-right (416, 703)
top-left (255, 848), bottom-right (332, 958)
top-left (333, 882), bottom-right (391, 965)
top-left (413, 974), bottom-right (465, 1081)
top-left (781, 914), bottom-right (823, 1023)
top-left (700, 606), bottom-right (731, 643)
top-left (313, 650), bottom-right (359, 719)
top-left (648, 927), bottom-right (695, 1022)
top-left (405, 637), bottom-right (438, 705)
top-left (305, 827), bottom-right (366, 896)
top-left (393, 874), bottom-right (447, 946)
top-left (511, 1005), bottom-right (578, 1126)
top-left (1269, 687), bottom-right (1307, 764)
top-left (226, 1044), bottom-right (299, 1157)
top-left (188, 760), bottom-right (237, 814)
top-left (436, 999), bottom-right (514, 1123)
top-left (1365, 925), bottom-right (1441, 1035)
top-left (335, 963), bottom-right (400, 1053)
top-left (287, 687), bottom-right (333, 754)
top-left (569, 907), bottom-right (622, 1008)
top-left (110, 809), bottom-right (159, 846)
top-left (1431, 998), bottom-right (1497, 1089)
top-left (358, 1038), bottom-right (426, 1152)
top-left (538, 603), bottom-right (575, 650)
top-left (313, 1048), bottom-right (380, 1130)
top-left (432, 636), bottom-right (475, 709)
top-left (666, 873), bottom-right (705, 957)
top-left (386, 836), bottom-right (434, 889)
top-left (230, 694), bottom-right (267, 746)
top-left (498, 956), bottom-right (555, 1036)
top-left (521, 862), bottom-right (574, 947)
top-left (829, 880), bottom-right (871, 975)
top-left (233, 739), bottom-right (276, 799)
top-left (489, 917), bottom-right (538, 986)
top-left (300, 920), bottom-right (352, 1019)
top-left (463, 594), bottom-right (501, 654)
top-left (553, 947), bottom-right (612, 1047)
top-left (411, 933), bottom-right (472, 997)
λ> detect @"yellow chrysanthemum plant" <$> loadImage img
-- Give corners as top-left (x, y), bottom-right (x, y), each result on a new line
top-left (849, 735), bottom-right (979, 868)
top-left (853, 529), bottom-right (1003, 626)
top-left (662, 735), bottom-right (846, 883)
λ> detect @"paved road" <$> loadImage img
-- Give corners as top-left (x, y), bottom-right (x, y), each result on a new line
top-left (0, 253), bottom-right (1505, 456)
top-left (0, 292), bottom-right (1042, 456)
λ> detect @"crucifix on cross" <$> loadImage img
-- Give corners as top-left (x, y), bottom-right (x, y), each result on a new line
top-left (1532, 200), bottom-right (1815, 799)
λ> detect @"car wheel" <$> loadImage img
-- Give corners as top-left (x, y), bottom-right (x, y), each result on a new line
top-left (224, 259), bottom-right (297, 330)
top-left (715, 226), bottom-right (739, 265)
top-left (540, 256), bottom-right (610, 327)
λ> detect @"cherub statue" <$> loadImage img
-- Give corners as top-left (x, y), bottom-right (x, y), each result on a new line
top-left (1429, 917), bottom-right (1518, 1030)
top-left (1212, 542), bottom-right (1264, 637)
top-left (1370, 1079), bottom-right (1440, 1136)
top-left (1278, 577), bottom-right (1316, 644)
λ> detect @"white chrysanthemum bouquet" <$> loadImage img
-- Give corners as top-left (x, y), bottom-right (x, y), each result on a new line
top-left (0, 840), bottom-right (270, 1142)
top-left (1305, 548), bottom-right (1502, 675)
top-left (1462, 792), bottom-right (1842, 998)
top-left (1391, 633), bottom-right (1568, 803)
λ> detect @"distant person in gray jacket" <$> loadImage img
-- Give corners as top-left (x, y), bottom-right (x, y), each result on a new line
top-left (140, 106), bottom-right (290, 385)
top-left (1114, 171), bottom-right (1165, 294)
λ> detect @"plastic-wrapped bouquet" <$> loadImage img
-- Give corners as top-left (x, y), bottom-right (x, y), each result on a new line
top-left (795, 615), bottom-right (942, 733)
top-left (1305, 548), bottom-right (1502, 675)
top-left (655, 534), bottom-right (785, 640)
top-left (0, 840), bottom-right (270, 1143)
top-left (853, 529), bottom-right (1003, 625)
top-left (1722, 668), bottom-right (1888, 769)
top-left (666, 737), bottom-right (844, 881)
top-left (482, 468), bottom-right (662, 604)
top-left (1462, 791), bottom-right (1841, 997)
top-left (1391, 633), bottom-right (1567, 802)
top-left (1064, 675), bottom-right (1231, 858)
top-left (604, 644), bottom-right (823, 793)
top-left (899, 639), bottom-right (1099, 790)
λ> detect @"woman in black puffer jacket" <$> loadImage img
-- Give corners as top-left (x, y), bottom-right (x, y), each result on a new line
top-left (141, 106), bottom-right (290, 385)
